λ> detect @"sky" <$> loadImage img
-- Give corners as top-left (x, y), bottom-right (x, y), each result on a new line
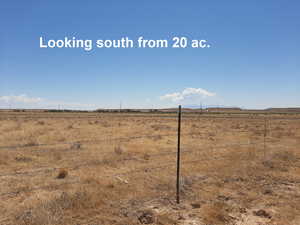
top-left (0, 0), bottom-right (299, 109)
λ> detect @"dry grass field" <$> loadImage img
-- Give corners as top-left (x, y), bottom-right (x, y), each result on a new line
top-left (0, 112), bottom-right (300, 225)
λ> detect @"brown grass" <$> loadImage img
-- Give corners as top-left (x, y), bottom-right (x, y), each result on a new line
top-left (201, 202), bottom-right (231, 225)
top-left (0, 112), bottom-right (299, 225)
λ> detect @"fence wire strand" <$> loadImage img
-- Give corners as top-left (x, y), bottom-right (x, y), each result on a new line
top-left (0, 115), bottom-right (299, 201)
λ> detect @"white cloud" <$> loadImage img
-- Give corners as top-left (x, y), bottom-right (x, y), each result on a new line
top-left (160, 87), bottom-right (216, 102)
top-left (0, 94), bottom-right (95, 110)
top-left (0, 94), bottom-right (42, 104)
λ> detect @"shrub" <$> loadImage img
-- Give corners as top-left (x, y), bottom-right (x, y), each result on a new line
top-left (56, 169), bottom-right (68, 179)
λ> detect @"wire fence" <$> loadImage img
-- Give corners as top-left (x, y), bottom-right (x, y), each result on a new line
top-left (2, 127), bottom-right (300, 151)
top-left (0, 110), bottom-right (300, 202)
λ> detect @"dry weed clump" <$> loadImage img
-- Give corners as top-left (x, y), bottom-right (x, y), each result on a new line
top-left (201, 202), bottom-right (231, 225)
top-left (137, 210), bottom-right (155, 224)
top-left (24, 139), bottom-right (38, 147)
top-left (102, 150), bottom-right (135, 168)
top-left (15, 205), bottom-right (62, 225)
top-left (15, 155), bottom-right (33, 162)
top-left (15, 190), bottom-right (94, 225)
top-left (56, 169), bottom-right (68, 179)
top-left (66, 124), bottom-right (73, 129)
top-left (191, 123), bottom-right (199, 129)
top-left (143, 153), bottom-right (150, 160)
top-left (253, 209), bottom-right (272, 219)
top-left (114, 145), bottom-right (124, 155)
top-left (14, 178), bottom-right (131, 225)
top-left (36, 120), bottom-right (45, 125)
top-left (151, 124), bottom-right (171, 131)
top-left (71, 142), bottom-right (81, 150)
top-left (151, 135), bottom-right (162, 141)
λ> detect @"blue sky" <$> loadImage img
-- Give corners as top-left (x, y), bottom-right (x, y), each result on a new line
top-left (0, 1), bottom-right (299, 109)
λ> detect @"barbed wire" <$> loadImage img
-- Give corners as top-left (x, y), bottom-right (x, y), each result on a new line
top-left (1, 139), bottom-right (299, 200)
top-left (0, 123), bottom-right (298, 180)
top-left (0, 162), bottom-right (176, 198)
top-left (0, 139), bottom-right (269, 179)
top-left (0, 149), bottom-right (278, 199)
top-left (0, 133), bottom-right (177, 150)
top-left (1, 114), bottom-right (299, 201)
top-left (2, 125), bottom-right (295, 151)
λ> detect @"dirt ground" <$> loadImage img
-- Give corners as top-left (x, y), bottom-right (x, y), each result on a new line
top-left (0, 112), bottom-right (300, 225)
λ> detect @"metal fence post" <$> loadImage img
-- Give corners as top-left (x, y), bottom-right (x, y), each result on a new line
top-left (176, 105), bottom-right (182, 204)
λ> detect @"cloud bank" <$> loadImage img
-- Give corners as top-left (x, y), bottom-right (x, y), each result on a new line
top-left (0, 94), bottom-right (43, 104)
top-left (0, 94), bottom-right (95, 109)
top-left (160, 88), bottom-right (216, 102)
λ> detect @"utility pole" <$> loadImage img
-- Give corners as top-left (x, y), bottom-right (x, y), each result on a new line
top-left (119, 101), bottom-right (122, 112)
top-left (200, 101), bottom-right (203, 114)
